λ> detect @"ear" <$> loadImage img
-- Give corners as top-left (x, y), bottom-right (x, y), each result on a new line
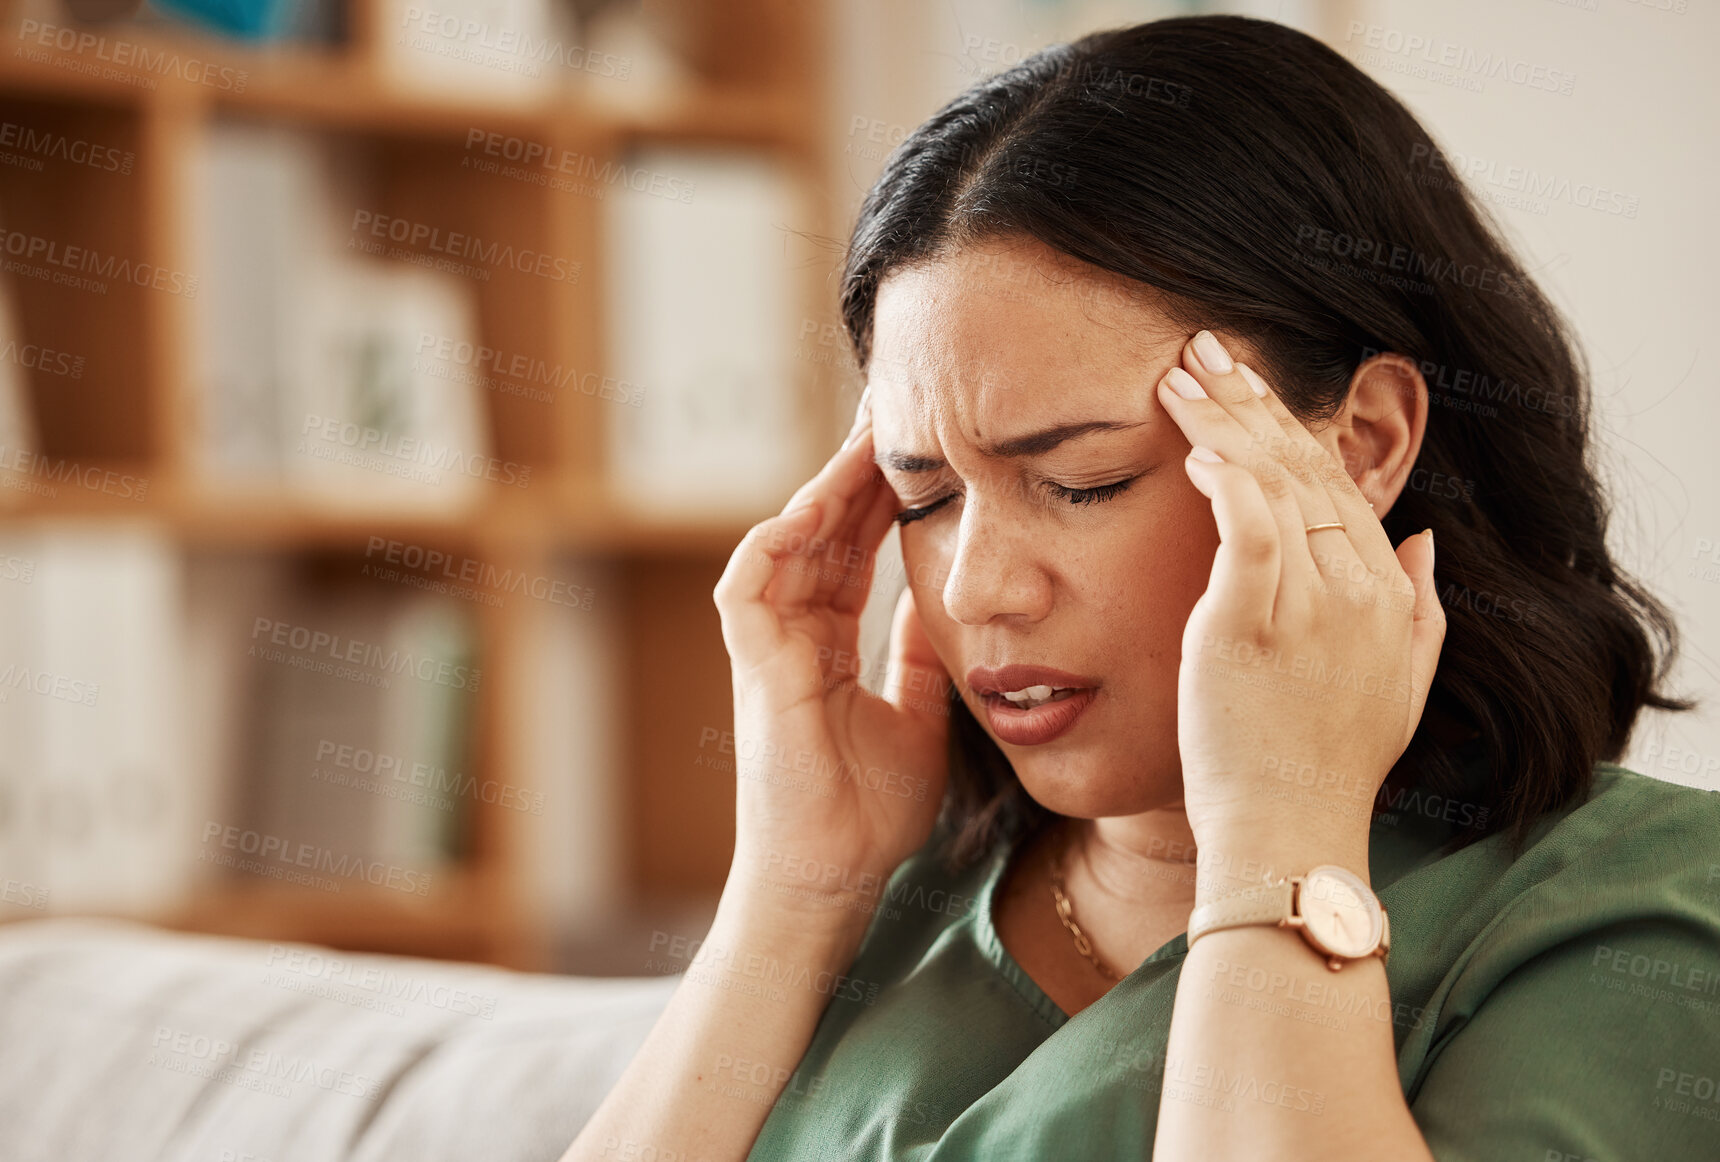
top-left (1314, 353), bottom-right (1428, 513)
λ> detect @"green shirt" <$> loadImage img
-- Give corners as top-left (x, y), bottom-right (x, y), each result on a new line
top-left (746, 761), bottom-right (1720, 1160)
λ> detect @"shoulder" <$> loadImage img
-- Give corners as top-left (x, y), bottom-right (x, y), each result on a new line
top-left (1401, 765), bottom-right (1720, 1159)
top-left (1557, 760), bottom-right (1720, 842)
top-left (1475, 761), bottom-right (1720, 986)
top-left (1407, 762), bottom-right (1720, 981)
top-left (1395, 762), bottom-right (1720, 931)
top-left (1523, 762), bottom-right (1720, 906)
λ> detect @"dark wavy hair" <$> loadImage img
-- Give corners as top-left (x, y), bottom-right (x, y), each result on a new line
top-left (837, 15), bottom-right (1693, 869)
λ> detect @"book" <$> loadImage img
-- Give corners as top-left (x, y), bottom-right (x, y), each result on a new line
top-left (375, 0), bottom-right (569, 104)
top-left (0, 527), bottom-right (192, 914)
top-left (283, 260), bottom-right (491, 513)
top-left (238, 581), bottom-right (479, 889)
top-left (190, 121), bottom-right (492, 514)
top-left (188, 120), bottom-right (334, 488)
top-left (603, 145), bottom-right (806, 518)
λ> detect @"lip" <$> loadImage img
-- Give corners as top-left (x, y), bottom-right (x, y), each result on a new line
top-left (965, 664), bottom-right (1100, 747)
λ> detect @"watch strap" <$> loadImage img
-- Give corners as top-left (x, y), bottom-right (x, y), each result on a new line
top-left (1187, 879), bottom-right (1295, 946)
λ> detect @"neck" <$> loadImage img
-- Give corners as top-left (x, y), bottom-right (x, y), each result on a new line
top-left (1073, 807), bottom-right (1197, 886)
top-left (1072, 807), bottom-right (1202, 903)
top-left (1046, 808), bottom-right (1202, 976)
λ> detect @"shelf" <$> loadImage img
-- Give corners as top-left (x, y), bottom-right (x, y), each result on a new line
top-left (154, 868), bottom-right (511, 963)
top-left (564, 509), bottom-right (758, 556)
top-left (0, 474), bottom-right (762, 555)
top-left (0, 0), bottom-right (828, 967)
top-left (0, 31), bottom-right (810, 147)
top-left (164, 490), bottom-right (549, 549)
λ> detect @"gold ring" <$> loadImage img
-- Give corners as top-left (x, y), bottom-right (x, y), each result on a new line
top-left (1305, 521), bottom-right (1346, 534)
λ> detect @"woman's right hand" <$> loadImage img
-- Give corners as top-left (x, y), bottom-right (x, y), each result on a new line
top-left (713, 389), bottom-right (953, 922)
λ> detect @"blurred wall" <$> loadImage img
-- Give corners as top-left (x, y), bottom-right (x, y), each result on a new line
top-left (1346, 0), bottom-right (1720, 786)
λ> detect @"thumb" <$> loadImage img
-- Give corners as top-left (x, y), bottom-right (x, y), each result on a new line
top-left (882, 587), bottom-right (952, 728)
top-left (1396, 528), bottom-right (1446, 743)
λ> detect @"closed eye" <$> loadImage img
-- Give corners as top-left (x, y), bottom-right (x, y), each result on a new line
top-left (895, 474), bottom-right (1141, 524)
top-left (893, 494), bottom-right (956, 526)
top-left (1046, 477), bottom-right (1137, 505)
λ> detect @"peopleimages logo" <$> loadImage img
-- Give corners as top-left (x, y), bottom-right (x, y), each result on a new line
top-left (1342, 22), bottom-right (1576, 95)
top-left (397, 7), bottom-right (632, 80)
top-left (199, 822), bottom-right (434, 896)
top-left (0, 225), bottom-right (198, 297)
top-left (0, 120), bottom-right (134, 174)
top-left (1407, 143), bottom-right (1639, 219)
top-left (15, 21), bottom-right (250, 91)
top-left (313, 738), bottom-right (545, 815)
top-left (414, 333), bottom-right (645, 407)
top-left (249, 615), bottom-right (482, 691)
top-left (148, 1025), bottom-right (380, 1100)
top-left (264, 944), bottom-right (500, 1019)
top-left (349, 211), bottom-right (580, 284)
top-left (297, 414), bottom-right (532, 489)
top-left (1295, 226), bottom-right (1529, 302)
top-left (0, 663), bottom-right (99, 707)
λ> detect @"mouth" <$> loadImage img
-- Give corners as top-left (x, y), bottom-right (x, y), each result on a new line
top-left (998, 684), bottom-right (1083, 710)
top-left (965, 665), bottom-right (1100, 747)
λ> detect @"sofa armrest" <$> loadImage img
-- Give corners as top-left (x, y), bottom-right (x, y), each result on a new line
top-left (0, 917), bottom-right (679, 1162)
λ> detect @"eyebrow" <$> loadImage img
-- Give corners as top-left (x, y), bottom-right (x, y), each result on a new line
top-left (875, 421), bottom-right (1145, 472)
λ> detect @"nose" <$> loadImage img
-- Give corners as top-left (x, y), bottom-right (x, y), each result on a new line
top-left (939, 496), bottom-right (1053, 626)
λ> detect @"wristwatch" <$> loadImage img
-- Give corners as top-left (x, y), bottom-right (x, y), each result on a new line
top-left (1186, 865), bottom-right (1389, 972)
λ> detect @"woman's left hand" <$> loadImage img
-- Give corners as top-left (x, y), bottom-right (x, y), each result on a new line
top-left (1155, 330), bottom-right (1445, 890)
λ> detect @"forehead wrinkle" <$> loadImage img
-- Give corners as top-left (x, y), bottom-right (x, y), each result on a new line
top-left (875, 420), bottom-right (1148, 473)
top-left (869, 242), bottom-right (1184, 484)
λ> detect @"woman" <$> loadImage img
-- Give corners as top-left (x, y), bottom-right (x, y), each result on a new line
top-left (566, 15), bottom-right (1717, 1162)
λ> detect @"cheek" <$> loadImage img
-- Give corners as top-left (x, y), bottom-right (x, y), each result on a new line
top-left (898, 531), bottom-right (975, 699)
top-left (1075, 484), bottom-right (1222, 650)
top-left (900, 532), bottom-right (957, 637)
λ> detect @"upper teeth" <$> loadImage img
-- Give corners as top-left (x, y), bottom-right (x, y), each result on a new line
top-left (1002, 684), bottom-right (1070, 707)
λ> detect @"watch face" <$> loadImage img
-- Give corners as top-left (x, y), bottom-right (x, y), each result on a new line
top-left (1298, 867), bottom-right (1382, 959)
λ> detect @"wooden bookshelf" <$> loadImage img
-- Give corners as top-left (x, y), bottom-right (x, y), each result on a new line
top-left (0, 0), bottom-right (839, 970)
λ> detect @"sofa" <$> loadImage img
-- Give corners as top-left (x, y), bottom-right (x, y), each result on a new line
top-left (0, 917), bottom-right (677, 1162)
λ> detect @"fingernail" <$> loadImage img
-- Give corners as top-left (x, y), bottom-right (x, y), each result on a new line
top-left (1188, 445), bottom-right (1223, 462)
top-left (1192, 330), bottom-right (1234, 375)
top-left (1423, 527), bottom-right (1435, 568)
top-left (1238, 363), bottom-right (1269, 398)
top-left (1165, 366), bottom-right (1207, 400)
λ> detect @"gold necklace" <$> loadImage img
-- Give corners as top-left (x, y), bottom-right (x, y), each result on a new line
top-left (1047, 824), bottom-right (1122, 982)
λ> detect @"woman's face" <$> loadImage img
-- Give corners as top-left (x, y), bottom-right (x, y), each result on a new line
top-left (868, 236), bottom-right (1263, 819)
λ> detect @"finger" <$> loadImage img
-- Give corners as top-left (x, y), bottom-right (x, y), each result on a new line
top-left (770, 419), bottom-right (883, 608)
top-left (779, 387), bottom-right (875, 518)
top-left (1187, 335), bottom-right (1346, 505)
top-left (714, 501), bottom-right (824, 661)
top-left (809, 386), bottom-right (892, 610)
top-left (881, 586), bottom-right (952, 728)
top-left (1159, 371), bottom-right (1315, 615)
top-left (829, 473), bottom-right (902, 616)
top-left (1396, 527), bottom-right (1445, 744)
top-left (1180, 334), bottom-right (1344, 541)
top-left (1229, 359), bottom-right (1403, 610)
top-left (1180, 446), bottom-right (1282, 627)
top-left (1237, 360), bottom-right (1396, 578)
top-left (1183, 332), bottom-right (1333, 520)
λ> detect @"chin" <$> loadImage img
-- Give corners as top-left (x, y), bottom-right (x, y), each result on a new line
top-left (1010, 748), bottom-right (1180, 820)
